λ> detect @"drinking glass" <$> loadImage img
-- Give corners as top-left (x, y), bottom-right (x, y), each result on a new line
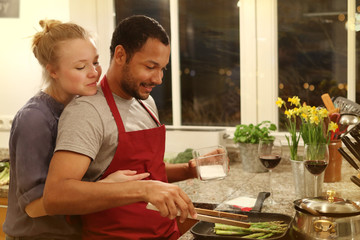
top-left (258, 139), bottom-right (282, 204)
top-left (303, 143), bottom-right (329, 197)
top-left (192, 145), bottom-right (228, 181)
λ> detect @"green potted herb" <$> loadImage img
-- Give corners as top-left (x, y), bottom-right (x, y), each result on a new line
top-left (234, 120), bottom-right (277, 173)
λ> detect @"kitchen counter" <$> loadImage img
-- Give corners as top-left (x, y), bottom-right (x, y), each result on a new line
top-left (176, 158), bottom-right (360, 240)
top-left (0, 148), bottom-right (9, 199)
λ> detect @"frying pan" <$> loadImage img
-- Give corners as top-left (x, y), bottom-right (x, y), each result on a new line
top-left (190, 210), bottom-right (293, 240)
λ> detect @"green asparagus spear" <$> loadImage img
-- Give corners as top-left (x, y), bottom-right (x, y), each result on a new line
top-left (257, 233), bottom-right (274, 239)
top-left (214, 229), bottom-right (247, 235)
top-left (243, 232), bottom-right (265, 238)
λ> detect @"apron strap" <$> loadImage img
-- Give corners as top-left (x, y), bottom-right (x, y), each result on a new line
top-left (100, 76), bottom-right (125, 132)
top-left (136, 99), bottom-right (162, 127)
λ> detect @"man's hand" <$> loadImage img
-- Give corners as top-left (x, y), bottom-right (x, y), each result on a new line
top-left (99, 170), bottom-right (150, 183)
top-left (143, 180), bottom-right (197, 223)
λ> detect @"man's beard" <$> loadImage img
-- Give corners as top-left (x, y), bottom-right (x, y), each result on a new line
top-left (121, 64), bottom-right (148, 100)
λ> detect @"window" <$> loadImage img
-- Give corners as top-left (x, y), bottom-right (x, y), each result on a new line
top-left (114, 0), bottom-right (240, 127)
top-left (277, 0), bottom-right (348, 130)
top-left (109, 0), bottom-right (359, 132)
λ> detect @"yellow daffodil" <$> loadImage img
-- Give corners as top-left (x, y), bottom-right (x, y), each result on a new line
top-left (310, 115), bottom-right (320, 125)
top-left (276, 97), bottom-right (284, 108)
top-left (285, 110), bottom-right (291, 118)
top-left (318, 108), bottom-right (328, 118)
top-left (276, 95), bottom-right (333, 159)
top-left (288, 96), bottom-right (301, 107)
top-left (329, 121), bottom-right (338, 132)
top-left (301, 113), bottom-right (308, 122)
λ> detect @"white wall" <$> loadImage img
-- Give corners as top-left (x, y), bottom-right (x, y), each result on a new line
top-left (0, 0), bottom-right (110, 148)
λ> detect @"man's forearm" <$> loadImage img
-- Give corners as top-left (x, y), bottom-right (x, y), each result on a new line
top-left (43, 180), bottom-right (147, 215)
top-left (165, 162), bottom-right (196, 183)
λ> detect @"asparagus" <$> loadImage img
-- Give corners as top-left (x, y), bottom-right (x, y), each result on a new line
top-left (214, 221), bottom-right (287, 239)
top-left (243, 233), bottom-right (266, 238)
top-left (258, 233), bottom-right (274, 239)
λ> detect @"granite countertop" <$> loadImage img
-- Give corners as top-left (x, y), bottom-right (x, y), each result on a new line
top-left (175, 158), bottom-right (360, 240)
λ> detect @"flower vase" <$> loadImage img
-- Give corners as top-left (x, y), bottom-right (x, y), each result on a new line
top-left (324, 139), bottom-right (342, 182)
top-left (290, 159), bottom-right (305, 199)
top-left (238, 143), bottom-right (268, 173)
top-left (290, 157), bottom-right (324, 199)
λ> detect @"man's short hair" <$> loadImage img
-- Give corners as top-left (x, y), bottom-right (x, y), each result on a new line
top-left (110, 15), bottom-right (170, 62)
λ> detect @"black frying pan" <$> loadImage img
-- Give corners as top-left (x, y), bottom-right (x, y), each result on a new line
top-left (190, 210), bottom-right (293, 240)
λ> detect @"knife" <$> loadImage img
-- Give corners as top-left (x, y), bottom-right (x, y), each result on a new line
top-left (338, 148), bottom-right (360, 176)
top-left (351, 175), bottom-right (360, 188)
top-left (341, 136), bottom-right (360, 163)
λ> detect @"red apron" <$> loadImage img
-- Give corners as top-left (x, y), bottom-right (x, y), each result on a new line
top-left (81, 76), bottom-right (179, 240)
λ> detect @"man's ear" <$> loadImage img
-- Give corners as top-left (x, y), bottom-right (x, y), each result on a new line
top-left (114, 45), bottom-right (127, 65)
top-left (46, 64), bottom-right (58, 80)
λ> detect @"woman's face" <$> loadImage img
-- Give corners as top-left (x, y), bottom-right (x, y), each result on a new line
top-left (49, 38), bottom-right (101, 97)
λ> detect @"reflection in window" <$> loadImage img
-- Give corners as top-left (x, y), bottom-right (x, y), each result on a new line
top-left (114, 0), bottom-right (173, 124)
top-left (278, 0), bottom-right (348, 130)
top-left (179, 0), bottom-right (240, 126)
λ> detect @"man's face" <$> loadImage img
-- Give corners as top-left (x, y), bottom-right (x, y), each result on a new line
top-left (119, 38), bottom-right (171, 100)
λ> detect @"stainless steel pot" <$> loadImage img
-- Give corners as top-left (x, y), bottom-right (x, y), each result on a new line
top-left (292, 190), bottom-right (360, 240)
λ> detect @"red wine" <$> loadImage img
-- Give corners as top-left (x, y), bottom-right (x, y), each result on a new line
top-left (259, 155), bottom-right (281, 169)
top-left (304, 160), bottom-right (328, 175)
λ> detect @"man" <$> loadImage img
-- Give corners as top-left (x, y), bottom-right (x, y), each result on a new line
top-left (43, 15), bottom-right (197, 239)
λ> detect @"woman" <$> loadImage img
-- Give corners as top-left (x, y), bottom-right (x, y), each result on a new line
top-left (3, 19), bottom-right (148, 240)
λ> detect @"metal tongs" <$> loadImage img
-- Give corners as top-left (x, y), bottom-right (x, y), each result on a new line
top-left (146, 202), bottom-right (250, 228)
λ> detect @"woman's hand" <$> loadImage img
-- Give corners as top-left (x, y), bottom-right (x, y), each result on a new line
top-left (99, 170), bottom-right (150, 183)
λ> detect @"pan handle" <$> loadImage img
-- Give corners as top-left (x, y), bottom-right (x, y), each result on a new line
top-left (250, 192), bottom-right (270, 212)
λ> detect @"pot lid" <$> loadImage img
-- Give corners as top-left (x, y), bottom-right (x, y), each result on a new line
top-left (295, 190), bottom-right (360, 217)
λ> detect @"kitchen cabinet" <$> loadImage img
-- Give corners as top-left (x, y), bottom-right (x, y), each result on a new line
top-left (0, 197), bottom-right (7, 240)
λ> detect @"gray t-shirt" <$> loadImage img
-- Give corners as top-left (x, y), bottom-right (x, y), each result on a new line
top-left (4, 91), bottom-right (80, 239)
top-left (55, 87), bottom-right (159, 181)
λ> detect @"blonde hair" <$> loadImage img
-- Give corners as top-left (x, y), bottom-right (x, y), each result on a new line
top-left (32, 19), bottom-right (91, 84)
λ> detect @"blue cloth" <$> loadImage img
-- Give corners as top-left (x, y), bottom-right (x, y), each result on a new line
top-left (3, 91), bottom-right (80, 239)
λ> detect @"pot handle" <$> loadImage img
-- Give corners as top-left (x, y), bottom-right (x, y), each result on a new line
top-left (313, 219), bottom-right (336, 233)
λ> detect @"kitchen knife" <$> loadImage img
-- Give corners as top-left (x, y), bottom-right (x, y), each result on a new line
top-left (351, 175), bottom-right (360, 188)
top-left (341, 136), bottom-right (360, 163)
top-left (251, 192), bottom-right (270, 212)
top-left (338, 148), bottom-right (360, 176)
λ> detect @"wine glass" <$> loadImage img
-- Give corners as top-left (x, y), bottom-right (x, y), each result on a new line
top-left (303, 143), bottom-right (329, 197)
top-left (258, 139), bottom-right (282, 204)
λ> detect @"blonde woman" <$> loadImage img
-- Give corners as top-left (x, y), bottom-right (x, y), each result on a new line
top-left (3, 20), bottom-right (148, 240)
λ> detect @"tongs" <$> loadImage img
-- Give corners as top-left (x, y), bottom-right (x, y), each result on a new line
top-left (146, 203), bottom-right (250, 228)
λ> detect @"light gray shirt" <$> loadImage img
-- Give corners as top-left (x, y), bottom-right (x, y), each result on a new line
top-left (55, 87), bottom-right (159, 181)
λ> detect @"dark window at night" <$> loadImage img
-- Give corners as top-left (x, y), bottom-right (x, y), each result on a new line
top-left (278, 0), bottom-right (348, 130)
top-left (114, 0), bottom-right (240, 127)
top-left (178, 0), bottom-right (240, 126)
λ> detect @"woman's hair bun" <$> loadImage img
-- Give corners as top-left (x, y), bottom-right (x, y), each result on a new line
top-left (39, 19), bottom-right (62, 33)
